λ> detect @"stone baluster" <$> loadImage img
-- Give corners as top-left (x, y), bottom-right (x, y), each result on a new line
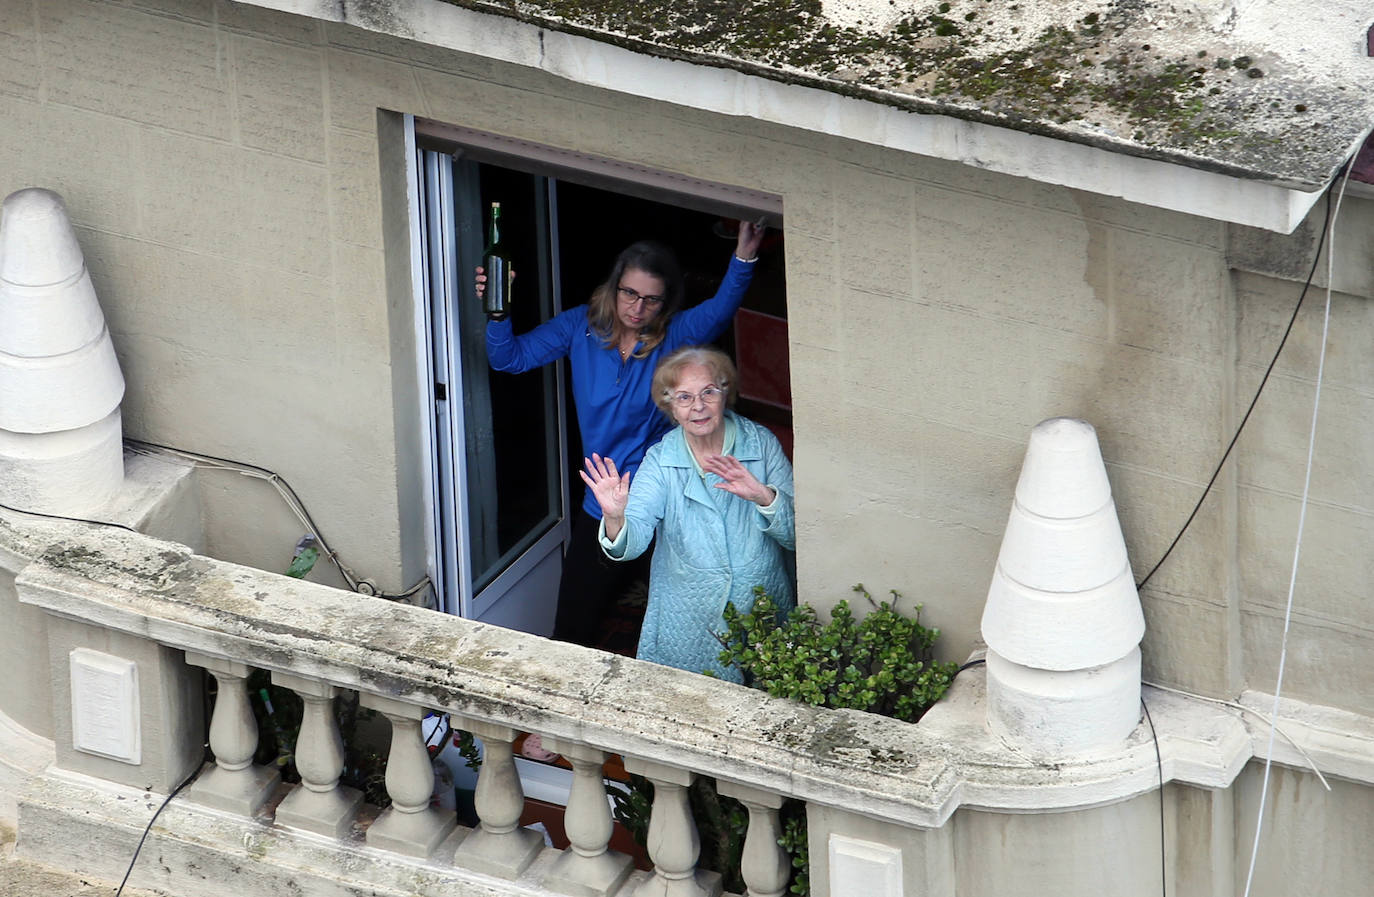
top-left (716, 782), bottom-right (789, 897)
top-left (540, 736), bottom-right (633, 897)
top-left (183, 652), bottom-right (280, 815)
top-left (451, 719), bottom-right (544, 878)
top-left (622, 757), bottom-right (721, 897)
top-left (271, 672), bottom-right (362, 838)
top-left (359, 693), bottom-right (456, 858)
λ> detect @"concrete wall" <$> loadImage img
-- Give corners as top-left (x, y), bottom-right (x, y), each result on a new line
top-left (812, 769), bottom-right (1374, 897)
top-left (1, 0), bottom-right (1369, 706)
top-left (45, 614), bottom-right (205, 793)
top-left (806, 784), bottom-right (1254, 897)
top-left (0, 0), bottom-right (406, 592)
top-left (1234, 762), bottom-right (1374, 896)
top-left (952, 795), bottom-right (1166, 897)
top-left (1226, 199), bottom-right (1374, 714)
top-left (0, 566), bottom-right (51, 735)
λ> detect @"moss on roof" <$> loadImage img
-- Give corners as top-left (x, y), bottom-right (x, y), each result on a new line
top-left (441, 0), bottom-right (1374, 188)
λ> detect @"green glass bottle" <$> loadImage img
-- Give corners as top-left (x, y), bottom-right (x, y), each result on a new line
top-left (482, 201), bottom-right (512, 319)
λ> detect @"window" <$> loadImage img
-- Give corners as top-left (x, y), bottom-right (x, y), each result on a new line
top-left (409, 118), bottom-right (790, 638)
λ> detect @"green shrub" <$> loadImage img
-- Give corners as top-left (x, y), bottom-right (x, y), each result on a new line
top-left (712, 584), bottom-right (959, 894)
top-left (718, 584), bottom-right (959, 723)
top-left (607, 772), bottom-right (654, 851)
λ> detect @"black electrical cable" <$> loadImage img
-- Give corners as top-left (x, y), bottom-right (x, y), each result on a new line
top-left (126, 436), bottom-right (341, 566)
top-left (1135, 180), bottom-right (1337, 593)
top-left (1141, 696), bottom-right (1166, 897)
top-left (0, 498), bottom-right (137, 533)
top-left (113, 759), bottom-right (206, 897)
top-left (955, 657), bottom-right (987, 675)
top-left (125, 437), bottom-right (432, 602)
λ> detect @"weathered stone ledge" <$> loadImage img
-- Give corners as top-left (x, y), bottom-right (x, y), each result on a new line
top-left (7, 513), bottom-right (1374, 828)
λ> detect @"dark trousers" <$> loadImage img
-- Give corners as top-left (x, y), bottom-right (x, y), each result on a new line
top-left (552, 510), bottom-right (651, 648)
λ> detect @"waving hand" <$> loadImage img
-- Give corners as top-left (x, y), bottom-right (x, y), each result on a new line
top-left (579, 454), bottom-right (631, 540)
top-left (701, 454), bottom-right (775, 506)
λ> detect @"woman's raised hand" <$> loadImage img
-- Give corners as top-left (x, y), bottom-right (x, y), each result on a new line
top-left (579, 454), bottom-right (631, 538)
top-left (735, 219), bottom-right (766, 262)
top-left (702, 454), bottom-right (774, 506)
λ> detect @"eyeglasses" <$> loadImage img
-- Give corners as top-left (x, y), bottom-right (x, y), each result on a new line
top-left (667, 386), bottom-right (725, 407)
top-left (617, 285), bottom-right (665, 308)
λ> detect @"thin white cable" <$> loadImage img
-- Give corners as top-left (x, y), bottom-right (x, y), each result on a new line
top-left (1240, 161), bottom-right (1353, 897)
top-left (1144, 681), bottom-right (1330, 791)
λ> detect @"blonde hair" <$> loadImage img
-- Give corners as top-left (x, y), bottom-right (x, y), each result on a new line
top-left (651, 346), bottom-right (738, 419)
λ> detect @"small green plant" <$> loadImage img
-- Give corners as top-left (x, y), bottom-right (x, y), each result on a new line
top-left (779, 804), bottom-right (809, 896)
top-left (247, 669), bottom-right (300, 775)
top-left (718, 584), bottom-right (959, 723)
top-left (691, 779), bottom-right (748, 894)
top-left (454, 728), bottom-right (482, 771)
top-left (608, 773), bottom-right (654, 850)
top-left (225, 671), bottom-right (391, 807)
top-left (712, 584), bottom-right (959, 894)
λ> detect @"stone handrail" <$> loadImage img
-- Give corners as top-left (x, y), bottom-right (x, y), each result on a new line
top-left (15, 512), bottom-right (1374, 897)
top-left (11, 516), bottom-right (951, 896)
top-left (14, 522), bottom-right (953, 829)
top-left (19, 514), bottom-right (1349, 820)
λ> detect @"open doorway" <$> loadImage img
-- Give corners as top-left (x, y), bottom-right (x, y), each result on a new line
top-left (412, 124), bottom-right (790, 651)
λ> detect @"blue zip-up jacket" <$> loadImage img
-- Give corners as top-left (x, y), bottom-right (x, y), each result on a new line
top-left (485, 257), bottom-right (756, 518)
top-left (603, 412), bottom-right (796, 682)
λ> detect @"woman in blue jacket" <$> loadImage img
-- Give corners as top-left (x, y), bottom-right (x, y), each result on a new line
top-left (480, 222), bottom-right (765, 649)
top-left (581, 346), bottom-right (795, 682)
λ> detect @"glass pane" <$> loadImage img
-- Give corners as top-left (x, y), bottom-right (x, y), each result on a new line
top-left (455, 162), bottom-right (562, 592)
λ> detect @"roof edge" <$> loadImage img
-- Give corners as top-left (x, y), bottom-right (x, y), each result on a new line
top-left (251, 0), bottom-right (1348, 232)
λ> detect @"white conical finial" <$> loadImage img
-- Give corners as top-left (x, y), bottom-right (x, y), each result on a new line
top-left (981, 418), bottom-right (1144, 757)
top-left (0, 188), bottom-right (125, 515)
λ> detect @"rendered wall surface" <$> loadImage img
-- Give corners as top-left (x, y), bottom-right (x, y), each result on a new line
top-left (0, 0), bottom-right (1368, 708)
top-left (0, 565), bottom-right (51, 736)
top-left (0, 450), bottom-right (202, 743)
top-left (1234, 762), bottom-right (1374, 897)
top-left (953, 795), bottom-right (1164, 897)
top-left (803, 769), bottom-right (1374, 897)
top-left (1229, 253), bottom-right (1374, 714)
top-left (0, 0), bottom-right (401, 593)
top-left (805, 805), bottom-right (952, 897)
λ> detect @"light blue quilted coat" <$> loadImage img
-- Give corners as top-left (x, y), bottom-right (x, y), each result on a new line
top-left (608, 412), bottom-right (796, 682)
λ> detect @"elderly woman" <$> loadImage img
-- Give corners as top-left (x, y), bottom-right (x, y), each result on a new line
top-left (580, 346), bottom-right (795, 682)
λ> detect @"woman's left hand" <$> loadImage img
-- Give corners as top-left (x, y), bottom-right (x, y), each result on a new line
top-left (702, 454), bottom-right (775, 506)
top-left (735, 219), bottom-right (766, 261)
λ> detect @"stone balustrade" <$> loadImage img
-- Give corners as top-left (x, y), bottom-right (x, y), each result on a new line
top-left (11, 524), bottom-right (822, 897)
top-left (11, 511), bottom-right (1373, 897)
